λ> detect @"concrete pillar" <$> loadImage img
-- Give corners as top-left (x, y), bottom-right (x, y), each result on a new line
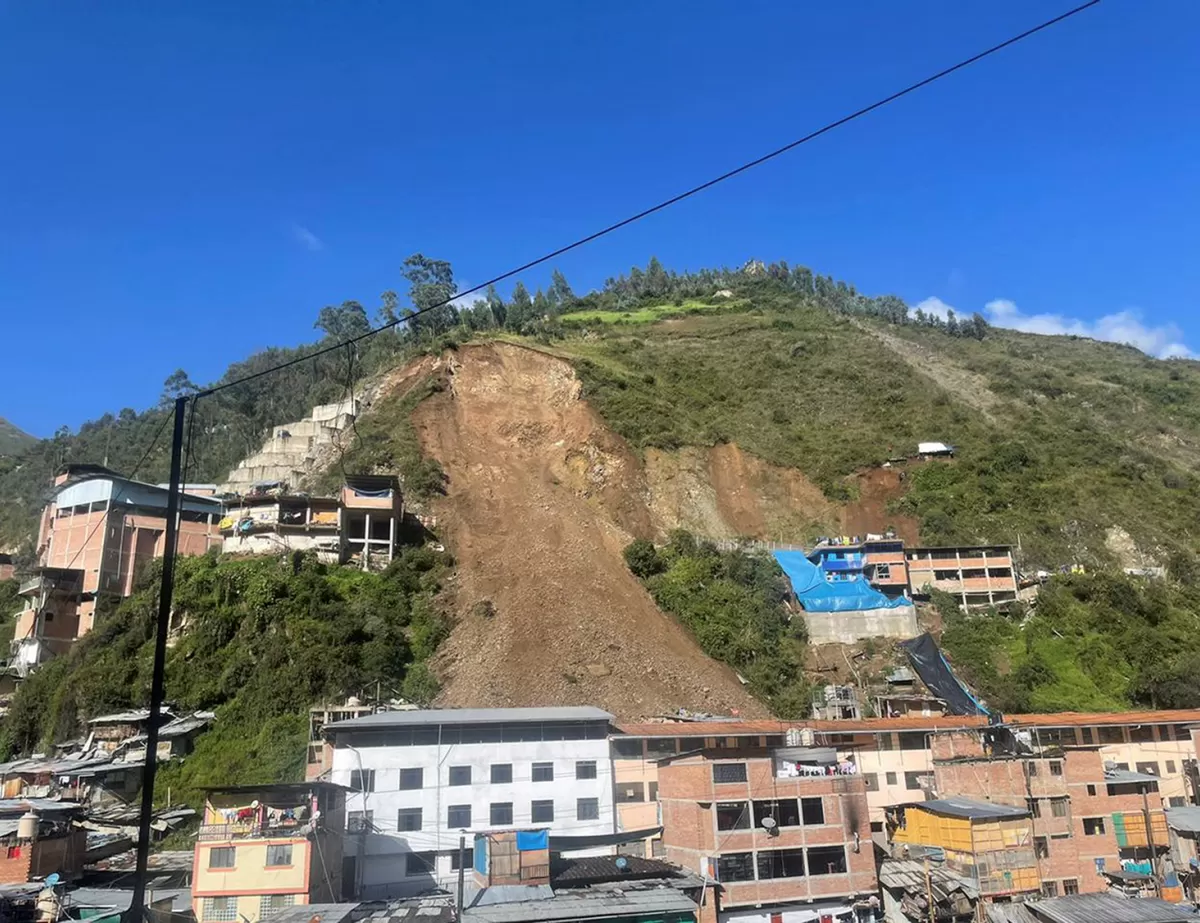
top-left (363, 513), bottom-right (371, 571)
top-left (388, 515), bottom-right (396, 564)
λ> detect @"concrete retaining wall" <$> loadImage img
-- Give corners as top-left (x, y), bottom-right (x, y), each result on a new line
top-left (801, 604), bottom-right (919, 644)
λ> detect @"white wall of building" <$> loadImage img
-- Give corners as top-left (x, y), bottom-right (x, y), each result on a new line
top-left (329, 728), bottom-right (615, 897)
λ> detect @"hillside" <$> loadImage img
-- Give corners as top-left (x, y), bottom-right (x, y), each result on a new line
top-left (5, 256), bottom-right (1200, 770)
top-left (0, 417), bottom-right (34, 457)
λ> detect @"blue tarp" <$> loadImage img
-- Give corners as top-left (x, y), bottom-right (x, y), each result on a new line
top-left (773, 550), bottom-right (912, 613)
top-left (516, 829), bottom-right (549, 851)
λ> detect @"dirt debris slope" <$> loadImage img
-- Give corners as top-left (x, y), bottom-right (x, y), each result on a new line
top-left (414, 343), bottom-right (766, 719)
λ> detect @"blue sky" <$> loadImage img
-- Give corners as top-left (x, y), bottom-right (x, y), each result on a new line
top-left (3, 1), bottom-right (1198, 437)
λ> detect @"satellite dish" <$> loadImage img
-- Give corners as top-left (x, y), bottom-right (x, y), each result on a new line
top-left (761, 817), bottom-right (778, 831)
top-left (615, 856), bottom-right (630, 872)
top-left (44, 874), bottom-right (60, 888)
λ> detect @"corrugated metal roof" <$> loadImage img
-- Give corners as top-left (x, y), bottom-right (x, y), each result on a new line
top-left (360, 895), bottom-right (457, 923)
top-left (985, 903), bottom-right (1039, 923)
top-left (1166, 805), bottom-right (1200, 834)
top-left (1104, 769), bottom-right (1160, 785)
top-left (63, 887), bottom-right (191, 912)
top-left (908, 797), bottom-right (1029, 820)
top-left (463, 886), bottom-right (697, 923)
top-left (879, 859), bottom-right (978, 900)
top-left (1032, 894), bottom-right (1198, 923)
top-left (266, 903), bottom-right (360, 923)
top-left (0, 798), bottom-right (81, 815)
top-left (327, 707), bottom-right (614, 730)
top-left (617, 707), bottom-right (1200, 737)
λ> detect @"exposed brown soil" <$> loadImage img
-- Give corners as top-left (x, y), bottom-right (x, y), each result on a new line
top-left (395, 342), bottom-right (921, 718)
top-left (842, 467), bottom-right (920, 544)
top-left (413, 343), bottom-right (765, 720)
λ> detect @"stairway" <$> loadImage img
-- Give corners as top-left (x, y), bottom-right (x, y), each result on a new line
top-left (220, 399), bottom-right (358, 493)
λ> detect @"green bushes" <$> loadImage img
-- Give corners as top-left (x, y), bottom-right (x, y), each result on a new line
top-left (0, 546), bottom-right (452, 806)
top-left (623, 531), bottom-right (810, 717)
top-left (940, 573), bottom-right (1200, 713)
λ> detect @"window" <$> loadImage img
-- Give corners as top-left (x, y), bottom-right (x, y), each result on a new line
top-left (1027, 799), bottom-right (1042, 819)
top-left (531, 800), bottom-right (554, 823)
top-left (754, 799), bottom-right (801, 828)
top-left (399, 768), bottom-right (424, 790)
top-left (1086, 784), bottom-right (1096, 797)
top-left (449, 765), bottom-right (471, 786)
top-left (1080, 726), bottom-right (1095, 745)
top-left (1130, 725), bottom-right (1154, 743)
top-left (878, 733), bottom-right (896, 751)
top-left (1050, 798), bottom-right (1068, 818)
top-left (757, 849), bottom-right (806, 879)
top-left (350, 769), bottom-right (375, 792)
top-left (1171, 796), bottom-right (1188, 807)
top-left (652, 839), bottom-right (666, 858)
top-left (260, 895), bottom-right (295, 919)
top-left (863, 772), bottom-right (880, 792)
top-left (716, 802), bottom-right (751, 831)
top-left (1167, 761), bottom-right (1177, 774)
top-left (1083, 817), bottom-right (1106, 836)
top-left (449, 849), bottom-right (466, 871)
top-left (577, 798), bottom-right (600, 821)
top-left (1026, 761), bottom-right (1039, 777)
top-left (406, 851), bottom-right (436, 877)
top-left (1049, 760), bottom-right (1063, 776)
top-left (490, 802), bottom-right (513, 825)
top-left (801, 797), bottom-right (825, 826)
top-left (491, 764), bottom-right (513, 784)
top-left (612, 738), bottom-right (643, 758)
top-left (716, 852), bottom-right (755, 882)
top-left (617, 782), bottom-right (645, 803)
top-left (203, 898), bottom-right (237, 922)
top-left (208, 846), bottom-right (235, 869)
top-left (886, 771), bottom-right (898, 785)
top-left (447, 804), bottom-right (472, 828)
top-left (1041, 881), bottom-right (1059, 898)
top-left (647, 737), bottom-right (678, 755)
top-left (898, 732), bottom-right (927, 750)
top-left (1063, 879), bottom-right (1079, 895)
top-left (904, 771), bottom-right (928, 791)
top-left (648, 782), bottom-right (658, 801)
top-left (1136, 761), bottom-right (1160, 777)
top-left (576, 760), bottom-right (597, 780)
top-left (397, 808), bottom-right (423, 832)
top-left (713, 762), bottom-right (748, 784)
top-left (807, 846), bottom-right (847, 875)
top-left (1098, 726), bottom-right (1125, 745)
top-left (348, 810), bottom-right (374, 834)
top-left (265, 844), bottom-right (293, 867)
top-left (532, 762), bottom-right (554, 782)
top-left (1034, 837), bottom-right (1049, 860)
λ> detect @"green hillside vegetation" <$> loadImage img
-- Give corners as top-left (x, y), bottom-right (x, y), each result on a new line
top-left (0, 547), bottom-right (451, 806)
top-left (0, 418), bottom-right (35, 457)
top-left (624, 531), bottom-right (810, 718)
top-left (939, 572), bottom-right (1200, 714)
top-left (559, 297), bottom-right (745, 326)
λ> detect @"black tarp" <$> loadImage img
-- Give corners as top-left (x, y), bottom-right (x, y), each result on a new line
top-left (899, 632), bottom-right (989, 717)
top-left (548, 826), bottom-right (663, 851)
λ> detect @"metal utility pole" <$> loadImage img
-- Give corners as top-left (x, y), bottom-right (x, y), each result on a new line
top-left (457, 834), bottom-right (467, 922)
top-left (128, 396), bottom-right (188, 922)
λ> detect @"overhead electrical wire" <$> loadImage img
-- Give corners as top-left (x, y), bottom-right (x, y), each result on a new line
top-left (196, 0), bottom-right (1100, 401)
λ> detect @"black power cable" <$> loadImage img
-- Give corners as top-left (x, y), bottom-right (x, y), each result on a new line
top-left (196, 0), bottom-right (1100, 400)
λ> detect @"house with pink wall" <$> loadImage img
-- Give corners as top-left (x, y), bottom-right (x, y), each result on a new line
top-left (12, 464), bottom-right (223, 674)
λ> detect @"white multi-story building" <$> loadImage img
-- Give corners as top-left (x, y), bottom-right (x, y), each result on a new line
top-left (324, 706), bottom-right (616, 899)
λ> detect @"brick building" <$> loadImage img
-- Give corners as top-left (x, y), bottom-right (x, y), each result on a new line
top-left (929, 728), bottom-right (1168, 897)
top-left (656, 744), bottom-right (876, 920)
top-left (0, 799), bottom-right (86, 884)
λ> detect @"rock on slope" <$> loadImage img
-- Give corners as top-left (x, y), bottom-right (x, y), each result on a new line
top-left (414, 343), bottom-right (775, 719)
top-left (406, 342), bottom-right (917, 719)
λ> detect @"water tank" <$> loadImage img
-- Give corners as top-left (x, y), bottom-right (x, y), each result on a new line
top-left (18, 811), bottom-right (38, 841)
top-left (346, 696), bottom-right (361, 707)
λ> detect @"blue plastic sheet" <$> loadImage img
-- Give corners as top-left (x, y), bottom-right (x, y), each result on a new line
top-left (773, 550), bottom-right (912, 613)
top-left (516, 829), bottom-right (549, 851)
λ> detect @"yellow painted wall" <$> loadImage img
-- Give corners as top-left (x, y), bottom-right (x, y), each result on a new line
top-left (194, 840), bottom-right (310, 895)
top-left (892, 807), bottom-right (975, 852)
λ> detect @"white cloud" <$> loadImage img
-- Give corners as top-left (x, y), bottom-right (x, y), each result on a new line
top-left (291, 224), bottom-right (323, 252)
top-left (910, 295), bottom-right (1193, 359)
top-left (913, 296), bottom-right (954, 321)
top-left (982, 299), bottom-right (1194, 360)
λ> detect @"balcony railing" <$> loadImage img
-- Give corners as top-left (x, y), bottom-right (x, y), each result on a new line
top-left (198, 820), bottom-right (311, 841)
